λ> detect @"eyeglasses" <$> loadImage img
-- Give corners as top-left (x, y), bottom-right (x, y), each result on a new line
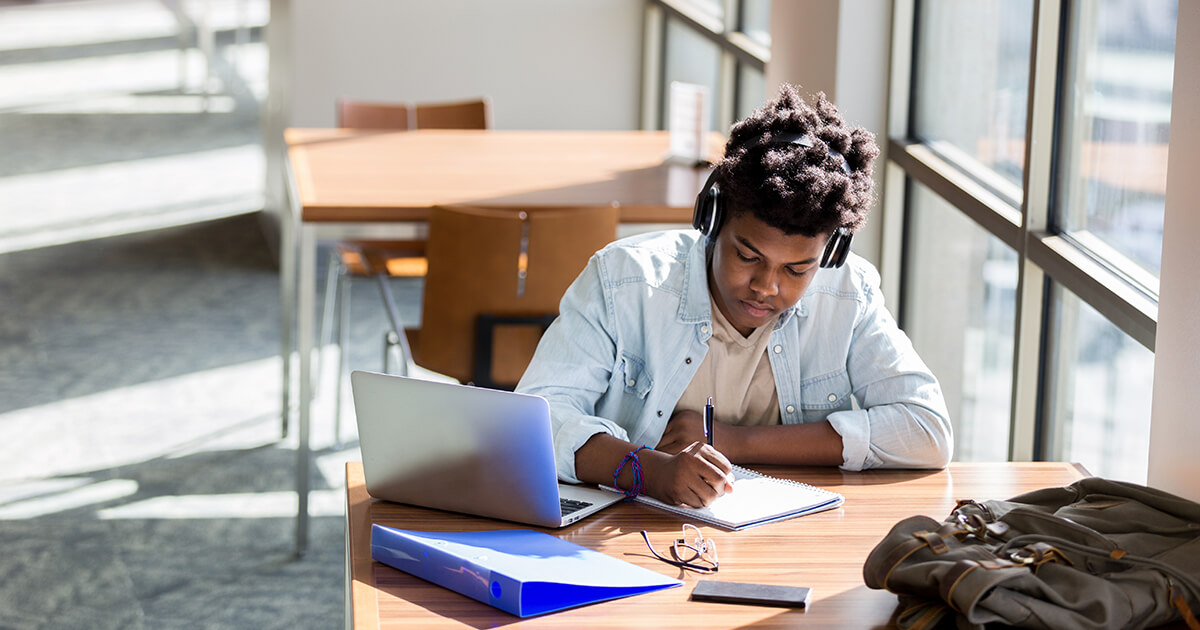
top-left (640, 524), bottom-right (719, 573)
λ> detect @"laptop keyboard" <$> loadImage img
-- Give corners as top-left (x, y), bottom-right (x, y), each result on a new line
top-left (560, 498), bottom-right (593, 516)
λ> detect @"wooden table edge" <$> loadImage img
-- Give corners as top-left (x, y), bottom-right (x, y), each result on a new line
top-left (347, 462), bottom-right (380, 630)
top-left (343, 461), bottom-right (1093, 629)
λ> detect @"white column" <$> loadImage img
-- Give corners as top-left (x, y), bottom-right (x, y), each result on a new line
top-left (1147, 2), bottom-right (1200, 502)
top-left (765, 0), bottom-right (891, 268)
top-left (766, 1), bottom-right (840, 101)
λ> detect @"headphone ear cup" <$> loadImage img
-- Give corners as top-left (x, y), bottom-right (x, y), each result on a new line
top-left (819, 231), bottom-right (838, 268)
top-left (707, 187), bottom-right (722, 237)
top-left (692, 175), bottom-right (722, 236)
top-left (833, 230), bottom-right (852, 267)
top-left (820, 229), bottom-right (853, 268)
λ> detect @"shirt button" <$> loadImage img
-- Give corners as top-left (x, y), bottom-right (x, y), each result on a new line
top-left (701, 325), bottom-right (709, 334)
top-left (685, 357), bottom-right (692, 364)
top-left (657, 410), bottom-right (663, 417)
top-left (628, 379), bottom-right (636, 387)
top-left (827, 393), bottom-right (837, 402)
top-left (785, 405), bottom-right (795, 414)
top-left (773, 345), bottom-right (782, 354)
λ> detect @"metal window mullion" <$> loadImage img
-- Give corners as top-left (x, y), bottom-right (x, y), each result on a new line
top-left (880, 0), bottom-right (916, 305)
top-left (718, 50), bottom-right (737, 130)
top-left (1010, 0), bottom-right (1061, 462)
top-left (888, 139), bottom-right (1023, 250)
top-left (655, 0), bottom-right (725, 33)
top-left (1039, 277), bottom-right (1075, 461)
top-left (726, 32), bottom-right (769, 65)
top-left (722, 0), bottom-right (747, 128)
top-left (723, 0), bottom-right (738, 32)
top-left (642, 2), bottom-right (665, 130)
top-left (1028, 234), bottom-right (1157, 350)
top-left (651, 0), bottom-right (767, 66)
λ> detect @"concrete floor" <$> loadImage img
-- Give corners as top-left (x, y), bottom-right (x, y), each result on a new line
top-left (0, 2), bottom-right (423, 627)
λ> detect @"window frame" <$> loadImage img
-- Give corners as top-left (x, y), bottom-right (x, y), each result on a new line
top-left (641, 0), bottom-right (770, 131)
top-left (887, 0), bottom-right (1163, 462)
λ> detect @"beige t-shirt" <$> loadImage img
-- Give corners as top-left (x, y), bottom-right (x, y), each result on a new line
top-left (676, 298), bottom-right (781, 427)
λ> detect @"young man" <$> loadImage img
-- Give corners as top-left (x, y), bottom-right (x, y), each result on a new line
top-left (516, 86), bottom-right (952, 508)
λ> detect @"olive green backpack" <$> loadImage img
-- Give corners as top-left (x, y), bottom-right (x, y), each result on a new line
top-left (864, 477), bottom-right (1200, 629)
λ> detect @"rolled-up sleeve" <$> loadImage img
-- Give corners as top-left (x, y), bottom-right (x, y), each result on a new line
top-left (828, 272), bottom-right (953, 470)
top-left (516, 255), bottom-right (627, 483)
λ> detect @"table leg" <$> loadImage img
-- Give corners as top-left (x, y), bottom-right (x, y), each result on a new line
top-left (296, 224), bottom-right (315, 556)
top-left (280, 188), bottom-right (296, 439)
top-left (344, 483), bottom-right (352, 630)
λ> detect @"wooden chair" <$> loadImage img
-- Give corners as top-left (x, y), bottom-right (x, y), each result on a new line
top-left (334, 97), bottom-right (492, 130)
top-left (384, 204), bottom-right (619, 389)
top-left (414, 98), bottom-right (491, 129)
top-left (330, 99), bottom-right (477, 286)
top-left (320, 98), bottom-right (490, 442)
top-left (335, 100), bottom-right (412, 130)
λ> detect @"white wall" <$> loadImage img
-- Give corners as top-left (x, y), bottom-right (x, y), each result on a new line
top-left (1148, 2), bottom-right (1200, 502)
top-left (260, 0), bottom-right (643, 243)
top-left (286, 0), bottom-right (643, 130)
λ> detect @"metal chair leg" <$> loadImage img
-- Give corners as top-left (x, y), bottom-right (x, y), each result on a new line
top-left (375, 274), bottom-right (413, 377)
top-left (317, 248), bottom-right (342, 395)
top-left (333, 270), bottom-right (350, 448)
top-left (383, 331), bottom-right (393, 373)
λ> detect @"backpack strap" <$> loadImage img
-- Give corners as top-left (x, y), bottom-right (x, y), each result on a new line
top-left (1171, 586), bottom-right (1200, 630)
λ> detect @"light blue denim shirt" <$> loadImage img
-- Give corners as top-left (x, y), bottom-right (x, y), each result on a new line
top-left (516, 230), bottom-right (952, 483)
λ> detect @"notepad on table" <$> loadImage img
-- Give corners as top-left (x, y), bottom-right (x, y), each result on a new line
top-left (619, 466), bottom-right (844, 530)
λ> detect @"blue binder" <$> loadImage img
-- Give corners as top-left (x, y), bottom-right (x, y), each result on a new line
top-left (371, 525), bottom-right (682, 617)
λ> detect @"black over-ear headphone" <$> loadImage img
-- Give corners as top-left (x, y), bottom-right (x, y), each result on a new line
top-left (692, 132), bottom-right (854, 269)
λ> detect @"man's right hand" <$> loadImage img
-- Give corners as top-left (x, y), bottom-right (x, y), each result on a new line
top-left (575, 434), bottom-right (734, 509)
top-left (641, 442), bottom-right (734, 508)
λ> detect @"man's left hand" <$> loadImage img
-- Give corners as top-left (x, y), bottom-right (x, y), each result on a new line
top-left (656, 409), bottom-right (708, 454)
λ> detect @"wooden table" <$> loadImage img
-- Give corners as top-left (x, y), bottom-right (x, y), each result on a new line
top-left (286, 128), bottom-right (721, 222)
top-left (345, 461), bottom-right (1090, 629)
top-left (283, 130), bottom-right (719, 554)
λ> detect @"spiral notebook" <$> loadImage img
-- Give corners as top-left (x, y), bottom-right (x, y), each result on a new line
top-left (618, 466), bottom-right (844, 530)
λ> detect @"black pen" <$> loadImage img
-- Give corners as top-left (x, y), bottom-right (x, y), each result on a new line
top-left (704, 396), bottom-right (714, 446)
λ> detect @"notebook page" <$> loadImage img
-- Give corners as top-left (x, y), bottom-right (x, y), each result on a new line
top-left (631, 466), bottom-right (842, 529)
top-left (698, 468), bottom-right (837, 525)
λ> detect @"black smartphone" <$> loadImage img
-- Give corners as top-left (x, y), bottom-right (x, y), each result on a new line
top-left (690, 580), bottom-right (812, 608)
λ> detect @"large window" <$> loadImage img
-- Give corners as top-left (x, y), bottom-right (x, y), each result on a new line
top-left (904, 182), bottom-right (1018, 462)
top-left (891, 0), bottom-right (1176, 481)
top-left (642, 0), bottom-right (771, 131)
top-left (913, 1), bottom-right (1033, 194)
top-left (1056, 1), bottom-right (1175, 281)
top-left (1044, 284), bottom-right (1154, 481)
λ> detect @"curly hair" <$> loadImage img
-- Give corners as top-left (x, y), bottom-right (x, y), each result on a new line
top-left (716, 85), bottom-right (880, 237)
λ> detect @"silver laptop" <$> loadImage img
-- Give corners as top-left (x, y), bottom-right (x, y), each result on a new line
top-left (350, 370), bottom-right (622, 527)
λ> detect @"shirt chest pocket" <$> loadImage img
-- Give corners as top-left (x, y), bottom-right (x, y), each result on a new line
top-left (799, 369), bottom-right (853, 422)
top-left (616, 352), bottom-right (653, 399)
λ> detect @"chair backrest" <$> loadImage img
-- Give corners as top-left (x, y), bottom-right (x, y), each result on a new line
top-left (414, 204), bottom-right (619, 387)
top-left (414, 98), bottom-right (491, 130)
top-left (337, 98), bottom-right (491, 130)
top-left (337, 100), bottom-right (412, 130)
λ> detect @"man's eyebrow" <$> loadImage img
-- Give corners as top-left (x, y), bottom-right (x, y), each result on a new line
top-left (735, 235), bottom-right (819, 266)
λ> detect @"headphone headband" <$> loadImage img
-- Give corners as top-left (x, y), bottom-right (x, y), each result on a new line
top-left (692, 131), bottom-right (854, 268)
top-left (742, 132), bottom-right (852, 175)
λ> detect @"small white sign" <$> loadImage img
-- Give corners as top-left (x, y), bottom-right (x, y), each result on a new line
top-left (668, 81), bottom-right (710, 164)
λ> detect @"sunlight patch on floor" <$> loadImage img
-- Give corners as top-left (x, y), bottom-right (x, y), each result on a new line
top-left (95, 488), bottom-right (344, 520)
top-left (0, 479), bottom-right (139, 519)
top-left (0, 351), bottom-right (360, 483)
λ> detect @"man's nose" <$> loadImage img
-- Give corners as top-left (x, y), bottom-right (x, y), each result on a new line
top-left (749, 267), bottom-right (779, 297)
